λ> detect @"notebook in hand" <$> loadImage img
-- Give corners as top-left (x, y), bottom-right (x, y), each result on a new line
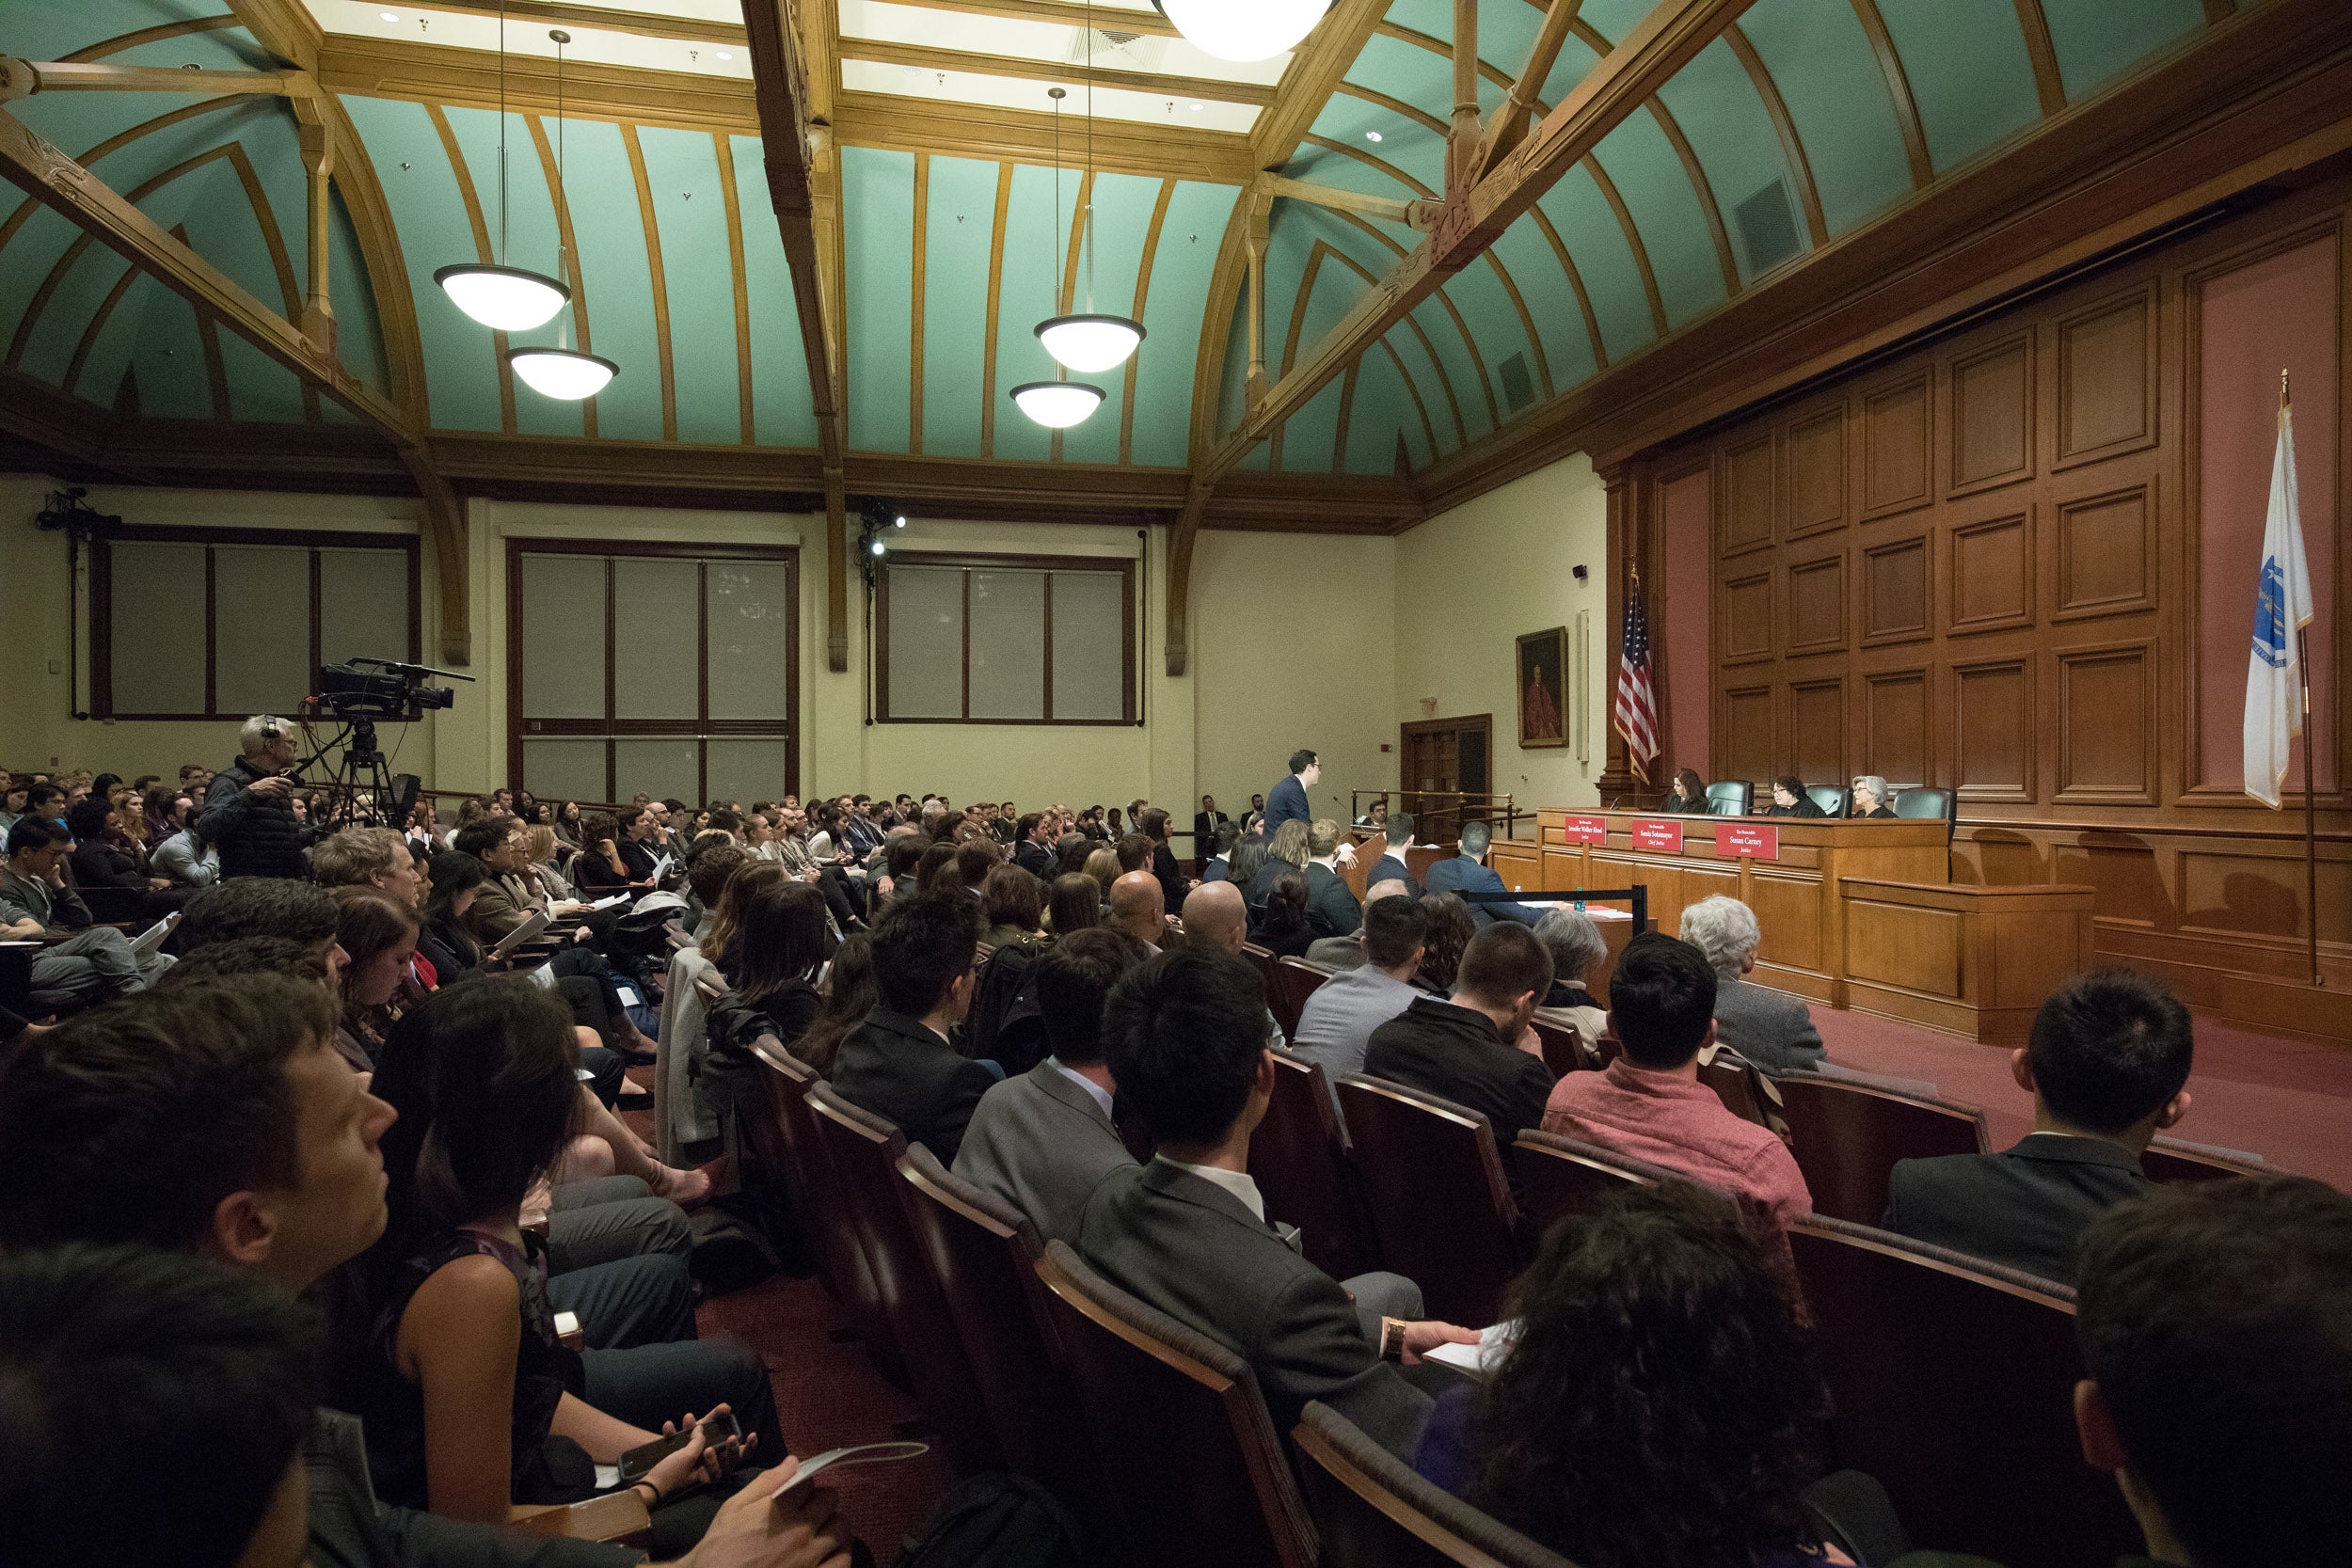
top-left (491, 908), bottom-right (551, 958)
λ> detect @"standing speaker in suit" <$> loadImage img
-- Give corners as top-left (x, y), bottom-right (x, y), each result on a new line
top-left (1262, 751), bottom-right (1318, 840)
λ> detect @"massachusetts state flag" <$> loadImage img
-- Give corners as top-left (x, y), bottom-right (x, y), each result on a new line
top-left (2243, 402), bottom-right (2314, 809)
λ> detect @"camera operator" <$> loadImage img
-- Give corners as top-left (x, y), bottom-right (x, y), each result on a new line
top-left (197, 715), bottom-right (312, 880)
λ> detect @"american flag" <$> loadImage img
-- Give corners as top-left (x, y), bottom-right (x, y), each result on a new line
top-left (1615, 574), bottom-right (1659, 783)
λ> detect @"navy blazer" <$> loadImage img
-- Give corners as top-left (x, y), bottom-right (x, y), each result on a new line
top-left (1366, 853), bottom-right (1421, 899)
top-left (1263, 774), bottom-right (1311, 838)
top-left (830, 1007), bottom-right (999, 1164)
top-left (1422, 854), bottom-right (1540, 926)
top-left (1884, 1132), bottom-right (2152, 1285)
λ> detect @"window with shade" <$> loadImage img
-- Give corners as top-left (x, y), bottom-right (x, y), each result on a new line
top-left (507, 541), bottom-right (799, 804)
top-left (90, 528), bottom-right (420, 720)
top-left (875, 552), bottom-right (1136, 724)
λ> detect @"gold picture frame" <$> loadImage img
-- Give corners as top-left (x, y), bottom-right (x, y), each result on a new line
top-left (1517, 626), bottom-right (1569, 749)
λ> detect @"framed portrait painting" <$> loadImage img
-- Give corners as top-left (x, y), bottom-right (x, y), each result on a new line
top-left (1517, 626), bottom-right (1569, 749)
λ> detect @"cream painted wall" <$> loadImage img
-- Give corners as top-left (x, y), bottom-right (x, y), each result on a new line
top-left (1393, 452), bottom-right (1612, 814)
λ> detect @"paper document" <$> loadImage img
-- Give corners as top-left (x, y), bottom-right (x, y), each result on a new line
top-left (592, 893), bottom-right (629, 910)
top-left (130, 911), bottom-right (180, 958)
top-left (768, 1443), bottom-right (930, 1502)
top-left (648, 852), bottom-right (674, 882)
top-left (1422, 1320), bottom-right (1518, 1379)
top-left (491, 909), bottom-right (550, 958)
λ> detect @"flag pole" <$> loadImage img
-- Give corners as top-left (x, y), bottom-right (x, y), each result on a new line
top-left (2284, 369), bottom-right (2323, 988)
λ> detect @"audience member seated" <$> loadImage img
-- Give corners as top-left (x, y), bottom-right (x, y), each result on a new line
top-left (1107, 868), bottom-right (1167, 951)
top-left (2, 817), bottom-right (170, 1011)
top-left (572, 809), bottom-right (659, 895)
top-left (1364, 922), bottom-right (1555, 1164)
top-left (343, 984), bottom-right (780, 1557)
top-left (1247, 819), bottom-right (1311, 914)
top-left (1045, 870), bottom-right (1101, 935)
top-left (311, 824), bottom-right (426, 910)
top-left (198, 715), bottom-right (311, 880)
top-left (1849, 774), bottom-right (1895, 819)
top-left (1367, 811), bottom-right (1423, 897)
top-left (830, 893), bottom-right (996, 1164)
top-left (1200, 820), bottom-right (1238, 883)
top-left (1138, 807), bottom-right (1190, 914)
top-left (790, 933), bottom-right (876, 1077)
top-left (1543, 933), bottom-right (1812, 1225)
top-left (1884, 969), bottom-right (2193, 1284)
top-left (1292, 895), bottom-right (1426, 1105)
top-left (331, 887), bottom-right (426, 1072)
top-left (703, 880), bottom-right (831, 1130)
top-left (0, 1243), bottom-right (322, 1568)
top-left (1531, 907), bottom-right (1607, 1058)
top-left (1414, 1184), bottom-right (1836, 1568)
top-left (1303, 818), bottom-right (1362, 938)
top-left (1763, 774), bottom-right (1827, 818)
top-left (1422, 820), bottom-right (1541, 927)
top-left (150, 807), bottom-right (221, 889)
top-left (1248, 873), bottom-right (1317, 958)
top-left (177, 875), bottom-right (346, 980)
top-left (1659, 768), bottom-right (1709, 816)
top-left (953, 927), bottom-right (1152, 1243)
top-left (1012, 813), bottom-right (1056, 879)
top-left (1678, 895), bottom-right (1826, 1076)
top-left (1413, 892), bottom-right (1475, 993)
top-left (65, 796), bottom-right (184, 917)
top-left (2072, 1177), bottom-right (2352, 1568)
top-left (978, 863), bottom-right (1043, 949)
top-left (1076, 949), bottom-right (1476, 1461)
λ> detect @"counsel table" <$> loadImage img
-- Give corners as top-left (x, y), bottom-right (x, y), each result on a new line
top-left (1488, 810), bottom-right (2092, 1044)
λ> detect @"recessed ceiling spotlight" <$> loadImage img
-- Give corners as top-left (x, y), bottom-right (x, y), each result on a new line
top-left (716, 49), bottom-right (733, 59)
top-left (379, 8), bottom-right (399, 19)
top-left (1364, 130), bottom-right (1382, 143)
top-left (1189, 101), bottom-right (1203, 110)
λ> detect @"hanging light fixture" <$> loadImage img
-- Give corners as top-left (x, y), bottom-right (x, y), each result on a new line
top-left (437, 2), bottom-right (569, 331)
top-left (504, 29), bottom-right (614, 399)
top-left (1036, 2), bottom-right (1143, 374)
top-left (1150, 0), bottom-right (1327, 64)
top-left (1016, 87), bottom-right (1104, 428)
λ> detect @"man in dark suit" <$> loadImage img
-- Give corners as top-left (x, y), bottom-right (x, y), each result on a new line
top-left (1262, 750), bottom-right (1318, 840)
top-left (1366, 809), bottom-right (1422, 897)
top-left (1884, 969), bottom-right (2195, 1284)
top-left (831, 892), bottom-right (999, 1164)
top-left (1076, 949), bottom-right (1478, 1460)
top-left (954, 928), bottom-right (1149, 1243)
top-left (1364, 922), bottom-right (1555, 1166)
top-left (1192, 795), bottom-right (1230, 855)
top-left (1421, 819), bottom-right (1540, 926)
top-left (1301, 818), bottom-right (1362, 938)
top-left (1012, 812), bottom-right (1056, 879)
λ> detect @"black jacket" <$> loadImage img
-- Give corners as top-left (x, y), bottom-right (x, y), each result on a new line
top-left (198, 754), bottom-right (310, 879)
top-left (1883, 1132), bottom-right (2152, 1285)
top-left (1763, 798), bottom-right (1827, 818)
top-left (1363, 996), bottom-right (1555, 1166)
top-left (829, 1006), bottom-right (999, 1164)
top-left (1150, 843), bottom-right (1188, 917)
top-left (1303, 863), bottom-right (1361, 938)
top-left (1014, 839), bottom-right (1056, 879)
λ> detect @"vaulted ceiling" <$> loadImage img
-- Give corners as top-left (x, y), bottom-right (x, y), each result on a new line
top-left (0, 0), bottom-right (2276, 503)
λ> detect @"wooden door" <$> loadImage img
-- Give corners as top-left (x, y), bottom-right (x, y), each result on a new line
top-left (1398, 715), bottom-right (1492, 845)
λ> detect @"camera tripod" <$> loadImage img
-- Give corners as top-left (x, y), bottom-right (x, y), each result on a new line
top-left (290, 714), bottom-right (418, 829)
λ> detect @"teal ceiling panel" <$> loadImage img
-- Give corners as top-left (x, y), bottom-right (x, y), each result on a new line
top-left (1127, 179), bottom-right (1237, 467)
top-left (2039, 0), bottom-right (2203, 101)
top-left (1534, 164), bottom-right (1652, 365)
top-left (1278, 373), bottom-right (1346, 474)
top-left (1214, 284), bottom-right (1249, 439)
top-left (124, 277), bottom-right (215, 419)
top-left (1877, 0), bottom-right (2041, 172)
top-left (1653, 37), bottom-right (1804, 282)
top-left (542, 114), bottom-right (662, 441)
top-left (990, 161), bottom-right (1082, 464)
top-left (725, 134), bottom-right (818, 449)
top-left (1740, 0), bottom-right (1913, 237)
top-left (1470, 0), bottom-right (1546, 99)
top-left (640, 127), bottom-right (742, 446)
top-left (1381, 311), bottom-right (1459, 452)
top-left (1289, 114), bottom-right (1436, 198)
top-left (1534, 33), bottom-right (1607, 120)
top-left (341, 95), bottom-right (502, 434)
top-left (844, 144), bottom-right (915, 453)
top-left (219, 331), bottom-right (308, 423)
top-left (441, 104), bottom-right (577, 437)
top-left (1058, 171), bottom-right (1163, 467)
top-left (0, 206), bottom-right (88, 357)
top-left (1439, 255), bottom-right (1535, 415)
top-left (1488, 216), bottom-right (1595, 390)
top-left (1411, 290), bottom-right (1494, 442)
top-left (178, 140), bottom-right (303, 323)
top-left (326, 182), bottom-right (392, 400)
top-left (1590, 109), bottom-right (1726, 328)
top-left (1575, 0), bottom-right (1653, 50)
top-left (16, 248), bottom-right (134, 388)
top-left (918, 155), bottom-right (1002, 458)
top-left (1346, 341), bottom-right (1425, 472)
top-left (1381, 0), bottom-right (1457, 50)
top-left (0, 0), bottom-right (236, 65)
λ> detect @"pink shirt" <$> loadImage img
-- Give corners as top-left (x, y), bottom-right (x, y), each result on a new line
top-left (1542, 1058), bottom-right (1813, 1224)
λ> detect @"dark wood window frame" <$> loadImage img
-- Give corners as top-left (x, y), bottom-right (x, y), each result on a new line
top-left (873, 550), bottom-right (1138, 725)
top-left (505, 537), bottom-right (802, 802)
top-left (89, 524), bottom-right (421, 721)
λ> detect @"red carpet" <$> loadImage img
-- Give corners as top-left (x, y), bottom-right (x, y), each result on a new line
top-left (1809, 1005), bottom-right (2352, 1188)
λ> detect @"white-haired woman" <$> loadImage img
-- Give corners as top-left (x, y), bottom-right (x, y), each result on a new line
top-left (1849, 775), bottom-right (1896, 819)
top-left (1532, 907), bottom-right (1609, 1060)
top-left (1677, 895), bottom-right (1825, 1075)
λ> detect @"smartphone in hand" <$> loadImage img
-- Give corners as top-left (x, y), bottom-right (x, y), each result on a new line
top-left (616, 1410), bottom-right (744, 1485)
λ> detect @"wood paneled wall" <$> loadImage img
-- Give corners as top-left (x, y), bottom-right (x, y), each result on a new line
top-left (1634, 181), bottom-right (2352, 1037)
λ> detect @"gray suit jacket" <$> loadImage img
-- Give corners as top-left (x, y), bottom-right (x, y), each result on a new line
top-left (1075, 1158), bottom-right (1432, 1460)
top-left (952, 1059), bottom-right (1136, 1244)
top-left (1710, 976), bottom-right (1826, 1075)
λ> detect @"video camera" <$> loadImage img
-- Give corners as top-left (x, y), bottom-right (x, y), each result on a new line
top-left (316, 656), bottom-right (466, 721)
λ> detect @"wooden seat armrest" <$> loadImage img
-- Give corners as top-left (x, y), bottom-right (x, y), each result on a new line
top-left (509, 1491), bottom-right (653, 1546)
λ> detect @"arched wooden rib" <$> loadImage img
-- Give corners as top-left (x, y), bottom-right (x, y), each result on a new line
top-left (1270, 238), bottom-right (1338, 468)
top-left (324, 91), bottom-right (430, 426)
top-left (1333, 83), bottom-right (1449, 137)
top-left (62, 15), bottom-right (246, 63)
top-left (1326, 207), bottom-right (1489, 438)
top-left (1849, 0), bottom-right (1932, 188)
top-left (1527, 203), bottom-right (1606, 371)
top-left (1311, 237), bottom-right (1440, 463)
top-left (426, 103), bottom-right (516, 435)
top-left (1186, 193), bottom-right (1251, 462)
top-left (525, 113), bottom-right (593, 437)
top-left (909, 150), bottom-right (927, 454)
top-left (980, 159), bottom-right (1012, 457)
top-left (1646, 99), bottom-right (1739, 298)
top-left (1331, 356), bottom-right (1358, 470)
top-left (0, 96), bottom-right (251, 261)
top-left (63, 257), bottom-right (140, 397)
top-left (619, 123), bottom-right (677, 443)
top-left (1300, 136), bottom-right (1437, 199)
top-left (1118, 176), bottom-right (1173, 467)
top-left (2010, 0), bottom-right (2065, 118)
top-left (1050, 168), bottom-right (1095, 465)
top-left (1724, 22), bottom-right (1827, 247)
top-left (1581, 151), bottom-right (1666, 339)
top-left (1486, 249), bottom-right (1549, 401)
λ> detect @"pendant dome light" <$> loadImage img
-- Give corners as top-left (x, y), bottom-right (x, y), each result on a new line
top-left (1036, 3), bottom-right (1143, 374)
top-left (1015, 87), bottom-right (1105, 428)
top-left (1150, 0), bottom-right (1329, 64)
top-left (504, 29), bottom-right (614, 400)
top-left (437, 2), bottom-right (570, 331)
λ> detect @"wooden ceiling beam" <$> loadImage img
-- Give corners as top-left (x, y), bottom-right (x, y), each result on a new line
top-left (887, 0), bottom-right (1183, 36)
top-left (0, 59), bottom-right (311, 99)
top-left (1259, 172), bottom-right (1431, 228)
top-left (837, 35), bottom-right (1276, 108)
top-left (829, 89), bottom-right (1253, 181)
top-left (381, 0), bottom-right (749, 46)
top-left (1476, 0), bottom-right (1582, 181)
top-left (1199, 0), bottom-right (1756, 484)
top-left (316, 35), bottom-right (756, 131)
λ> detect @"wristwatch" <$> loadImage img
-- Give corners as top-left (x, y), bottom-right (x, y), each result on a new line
top-left (1378, 1316), bottom-right (1409, 1363)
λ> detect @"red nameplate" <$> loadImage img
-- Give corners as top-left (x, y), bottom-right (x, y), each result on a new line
top-left (1629, 819), bottom-right (1684, 852)
top-left (1557, 814), bottom-right (1609, 846)
top-left (1719, 822), bottom-right (1780, 860)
